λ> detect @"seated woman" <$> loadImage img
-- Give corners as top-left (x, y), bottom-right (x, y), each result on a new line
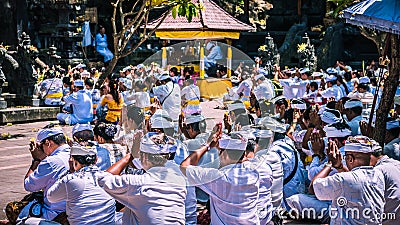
top-left (100, 78), bottom-right (124, 124)
top-left (94, 122), bottom-right (128, 165)
top-left (47, 144), bottom-right (116, 225)
top-left (93, 25), bottom-right (114, 63)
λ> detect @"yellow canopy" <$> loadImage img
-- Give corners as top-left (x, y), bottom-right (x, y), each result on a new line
top-left (155, 30), bottom-right (240, 40)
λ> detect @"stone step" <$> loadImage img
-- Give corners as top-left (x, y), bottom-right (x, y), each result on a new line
top-left (0, 93), bottom-right (16, 99)
top-left (0, 107), bottom-right (60, 124)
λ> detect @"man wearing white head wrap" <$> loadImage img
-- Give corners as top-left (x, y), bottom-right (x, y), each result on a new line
top-left (180, 113), bottom-right (219, 204)
top-left (181, 79), bottom-right (202, 116)
top-left (253, 74), bottom-right (275, 101)
top-left (204, 40), bottom-right (222, 69)
top-left (47, 144), bottom-right (116, 225)
top-left (310, 136), bottom-right (385, 225)
top-left (279, 71), bottom-right (309, 100)
top-left (181, 127), bottom-right (272, 224)
top-left (320, 108), bottom-right (343, 125)
top-left (347, 76), bottom-right (374, 103)
top-left (259, 117), bottom-right (308, 211)
top-left (97, 133), bottom-right (187, 225)
top-left (287, 122), bottom-right (352, 223)
top-left (21, 125), bottom-right (70, 223)
top-left (318, 75), bottom-right (343, 100)
top-left (343, 99), bottom-right (363, 135)
top-left (152, 72), bottom-right (181, 121)
top-left (370, 140), bottom-right (400, 225)
top-left (57, 79), bottom-right (93, 125)
top-left (71, 123), bottom-right (111, 171)
top-left (236, 75), bottom-right (253, 108)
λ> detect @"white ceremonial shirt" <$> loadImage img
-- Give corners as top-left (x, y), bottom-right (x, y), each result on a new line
top-left (97, 165), bottom-right (187, 225)
top-left (153, 81), bottom-right (181, 121)
top-left (24, 144), bottom-right (70, 220)
top-left (313, 166), bottom-right (385, 225)
top-left (255, 149), bottom-right (284, 210)
top-left (47, 166), bottom-right (115, 225)
top-left (186, 161), bottom-right (262, 225)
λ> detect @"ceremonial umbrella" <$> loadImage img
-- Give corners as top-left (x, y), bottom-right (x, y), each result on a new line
top-left (341, 0), bottom-right (400, 145)
top-left (341, 0), bottom-right (400, 35)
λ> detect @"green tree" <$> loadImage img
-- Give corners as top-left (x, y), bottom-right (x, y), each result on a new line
top-left (102, 0), bottom-right (199, 79)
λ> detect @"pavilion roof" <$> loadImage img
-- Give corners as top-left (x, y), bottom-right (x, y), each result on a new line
top-left (146, 0), bottom-right (255, 32)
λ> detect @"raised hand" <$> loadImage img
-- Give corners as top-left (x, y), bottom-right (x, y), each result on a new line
top-left (311, 132), bottom-right (324, 157)
top-left (327, 140), bottom-right (342, 168)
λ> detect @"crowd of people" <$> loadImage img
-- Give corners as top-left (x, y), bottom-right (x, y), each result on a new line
top-left (2, 58), bottom-right (400, 225)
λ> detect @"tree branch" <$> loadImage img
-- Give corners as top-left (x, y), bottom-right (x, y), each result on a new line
top-left (119, 7), bottom-right (172, 58)
top-left (111, 0), bottom-right (120, 35)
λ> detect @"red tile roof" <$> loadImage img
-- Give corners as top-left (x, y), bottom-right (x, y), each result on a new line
top-left (147, 0), bottom-right (255, 32)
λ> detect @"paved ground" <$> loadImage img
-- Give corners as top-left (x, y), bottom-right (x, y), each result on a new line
top-left (0, 101), bottom-right (323, 224)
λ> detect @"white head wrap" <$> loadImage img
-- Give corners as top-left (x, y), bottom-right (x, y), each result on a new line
top-left (156, 72), bottom-right (170, 81)
top-left (185, 114), bottom-right (205, 124)
top-left (321, 110), bottom-right (343, 125)
top-left (291, 103), bottom-right (307, 110)
top-left (257, 117), bottom-right (287, 133)
top-left (36, 126), bottom-right (64, 143)
top-left (255, 74), bottom-right (264, 81)
top-left (74, 79), bottom-right (84, 87)
top-left (326, 67), bottom-right (338, 74)
top-left (72, 123), bottom-right (92, 135)
top-left (344, 136), bottom-right (374, 153)
top-left (81, 70), bottom-right (90, 77)
top-left (300, 68), bottom-right (310, 74)
top-left (344, 100), bottom-right (363, 109)
top-left (358, 77), bottom-right (370, 84)
top-left (387, 120), bottom-right (400, 130)
top-left (140, 133), bottom-right (171, 154)
top-left (218, 134), bottom-right (247, 151)
top-left (71, 144), bottom-right (97, 156)
top-left (325, 75), bottom-right (337, 82)
top-left (323, 125), bottom-right (352, 138)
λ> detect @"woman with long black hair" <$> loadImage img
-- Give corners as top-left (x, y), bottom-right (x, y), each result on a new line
top-left (100, 75), bottom-right (124, 124)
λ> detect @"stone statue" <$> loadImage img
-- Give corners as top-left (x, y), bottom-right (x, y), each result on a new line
top-left (10, 32), bottom-right (47, 100)
top-left (297, 33), bottom-right (317, 72)
top-left (0, 45), bottom-right (19, 96)
top-left (258, 33), bottom-right (280, 77)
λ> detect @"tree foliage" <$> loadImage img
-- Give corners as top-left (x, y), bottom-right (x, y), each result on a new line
top-left (103, 0), bottom-right (199, 77)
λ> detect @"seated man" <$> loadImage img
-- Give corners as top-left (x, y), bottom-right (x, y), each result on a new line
top-left (38, 70), bottom-right (63, 106)
top-left (71, 123), bottom-right (111, 171)
top-left (204, 40), bottom-right (223, 70)
top-left (97, 133), bottom-right (187, 224)
top-left (181, 128), bottom-right (273, 224)
top-left (20, 125), bottom-right (70, 223)
top-left (310, 136), bottom-right (385, 224)
top-left (57, 80), bottom-right (93, 125)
